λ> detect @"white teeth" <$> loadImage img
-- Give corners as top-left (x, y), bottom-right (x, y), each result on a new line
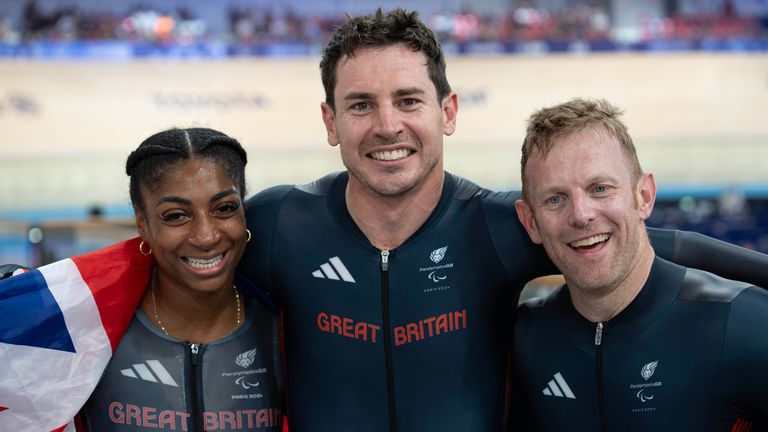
top-left (370, 149), bottom-right (410, 161)
top-left (184, 254), bottom-right (223, 269)
top-left (570, 234), bottom-right (610, 248)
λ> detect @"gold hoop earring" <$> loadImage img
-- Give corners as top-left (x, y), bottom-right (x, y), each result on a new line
top-left (139, 240), bottom-right (152, 256)
top-left (246, 229), bottom-right (252, 243)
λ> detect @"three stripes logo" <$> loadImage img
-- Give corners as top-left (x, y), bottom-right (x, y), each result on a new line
top-left (731, 418), bottom-right (754, 432)
top-left (312, 256), bottom-right (356, 283)
top-left (121, 360), bottom-right (179, 387)
top-left (542, 372), bottom-right (576, 399)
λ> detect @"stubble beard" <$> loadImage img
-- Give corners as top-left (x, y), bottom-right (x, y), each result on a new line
top-left (561, 227), bottom-right (644, 301)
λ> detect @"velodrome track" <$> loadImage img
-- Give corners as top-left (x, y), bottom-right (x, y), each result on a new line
top-left (1, 52), bottom-right (766, 211)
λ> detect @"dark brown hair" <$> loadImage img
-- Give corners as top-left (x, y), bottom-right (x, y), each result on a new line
top-left (320, 8), bottom-right (451, 110)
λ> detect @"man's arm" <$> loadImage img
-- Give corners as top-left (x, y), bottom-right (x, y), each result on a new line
top-left (238, 184), bottom-right (295, 298)
top-left (725, 287), bottom-right (768, 420)
top-left (648, 227), bottom-right (768, 288)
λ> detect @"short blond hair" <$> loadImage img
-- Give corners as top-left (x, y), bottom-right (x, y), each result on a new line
top-left (520, 98), bottom-right (642, 200)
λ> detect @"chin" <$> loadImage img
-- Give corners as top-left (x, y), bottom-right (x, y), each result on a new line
top-left (382, 174), bottom-right (427, 196)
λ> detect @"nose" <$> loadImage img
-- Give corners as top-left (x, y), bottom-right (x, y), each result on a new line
top-left (188, 215), bottom-right (221, 249)
top-left (374, 104), bottom-right (404, 139)
top-left (568, 192), bottom-right (596, 228)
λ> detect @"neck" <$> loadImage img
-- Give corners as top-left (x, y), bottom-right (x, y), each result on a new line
top-left (346, 172), bottom-right (444, 250)
top-left (569, 242), bottom-right (655, 323)
top-left (142, 270), bottom-right (242, 344)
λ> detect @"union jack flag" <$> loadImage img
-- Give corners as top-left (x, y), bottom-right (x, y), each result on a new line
top-left (0, 238), bottom-right (152, 431)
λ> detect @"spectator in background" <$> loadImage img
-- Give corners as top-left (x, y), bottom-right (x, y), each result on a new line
top-left (22, 0), bottom-right (62, 39)
top-left (719, 185), bottom-right (748, 218)
top-left (11, 1), bottom-right (765, 47)
top-left (0, 14), bottom-right (19, 43)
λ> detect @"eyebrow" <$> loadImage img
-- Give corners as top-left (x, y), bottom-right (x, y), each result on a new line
top-left (586, 175), bottom-right (620, 185)
top-left (156, 188), bottom-right (239, 207)
top-left (394, 87), bottom-right (425, 97)
top-left (343, 92), bottom-right (374, 101)
top-left (533, 186), bottom-right (563, 200)
top-left (342, 87), bottom-right (426, 102)
top-left (535, 175), bottom-right (620, 196)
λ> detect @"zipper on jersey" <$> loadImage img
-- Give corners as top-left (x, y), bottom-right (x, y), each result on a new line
top-left (380, 249), bottom-right (397, 432)
top-left (187, 343), bottom-right (204, 432)
top-left (595, 322), bottom-right (606, 432)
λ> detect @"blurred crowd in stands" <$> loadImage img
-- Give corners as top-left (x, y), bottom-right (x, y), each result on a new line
top-left (0, 0), bottom-right (766, 47)
top-left (649, 190), bottom-right (768, 253)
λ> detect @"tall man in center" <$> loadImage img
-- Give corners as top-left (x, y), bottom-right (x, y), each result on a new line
top-left (239, 8), bottom-right (768, 431)
top-left (241, 9), bottom-right (552, 430)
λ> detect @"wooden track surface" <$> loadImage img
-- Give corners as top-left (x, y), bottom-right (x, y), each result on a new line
top-left (1, 53), bottom-right (766, 209)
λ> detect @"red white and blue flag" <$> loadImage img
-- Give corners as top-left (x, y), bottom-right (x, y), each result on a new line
top-left (0, 238), bottom-right (153, 432)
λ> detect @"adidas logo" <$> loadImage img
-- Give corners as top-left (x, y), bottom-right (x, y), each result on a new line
top-left (542, 372), bottom-right (575, 399)
top-left (121, 360), bottom-right (179, 387)
top-left (312, 257), bottom-right (356, 283)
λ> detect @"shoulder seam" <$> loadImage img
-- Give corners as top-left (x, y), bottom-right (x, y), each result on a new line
top-left (677, 268), bottom-right (753, 303)
top-left (295, 171), bottom-right (342, 196)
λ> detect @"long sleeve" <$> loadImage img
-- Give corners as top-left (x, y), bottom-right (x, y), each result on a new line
top-left (649, 227), bottom-right (768, 288)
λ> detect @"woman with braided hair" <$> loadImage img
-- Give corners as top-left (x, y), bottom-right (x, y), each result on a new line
top-left (80, 128), bottom-right (284, 431)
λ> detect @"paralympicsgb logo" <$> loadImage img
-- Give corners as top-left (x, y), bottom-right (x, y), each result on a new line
top-left (641, 361), bottom-right (658, 380)
top-left (235, 348), bottom-right (258, 368)
top-left (420, 246), bottom-right (453, 290)
top-left (631, 360), bottom-right (662, 407)
top-left (430, 246), bottom-right (448, 263)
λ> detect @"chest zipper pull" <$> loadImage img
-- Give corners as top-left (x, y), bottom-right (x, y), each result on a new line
top-left (381, 249), bottom-right (389, 272)
top-left (190, 343), bottom-right (200, 366)
top-left (594, 322), bottom-right (603, 346)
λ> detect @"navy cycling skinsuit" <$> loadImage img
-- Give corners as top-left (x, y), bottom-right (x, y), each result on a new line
top-left (513, 257), bottom-right (768, 431)
top-left (82, 298), bottom-right (283, 432)
top-left (238, 171), bottom-right (768, 431)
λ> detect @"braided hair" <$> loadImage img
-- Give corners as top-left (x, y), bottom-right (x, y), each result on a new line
top-left (126, 128), bottom-right (248, 213)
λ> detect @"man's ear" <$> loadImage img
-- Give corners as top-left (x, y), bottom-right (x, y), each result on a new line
top-left (636, 172), bottom-right (656, 221)
top-left (442, 91), bottom-right (459, 136)
top-left (321, 102), bottom-right (340, 146)
top-left (515, 199), bottom-right (543, 244)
